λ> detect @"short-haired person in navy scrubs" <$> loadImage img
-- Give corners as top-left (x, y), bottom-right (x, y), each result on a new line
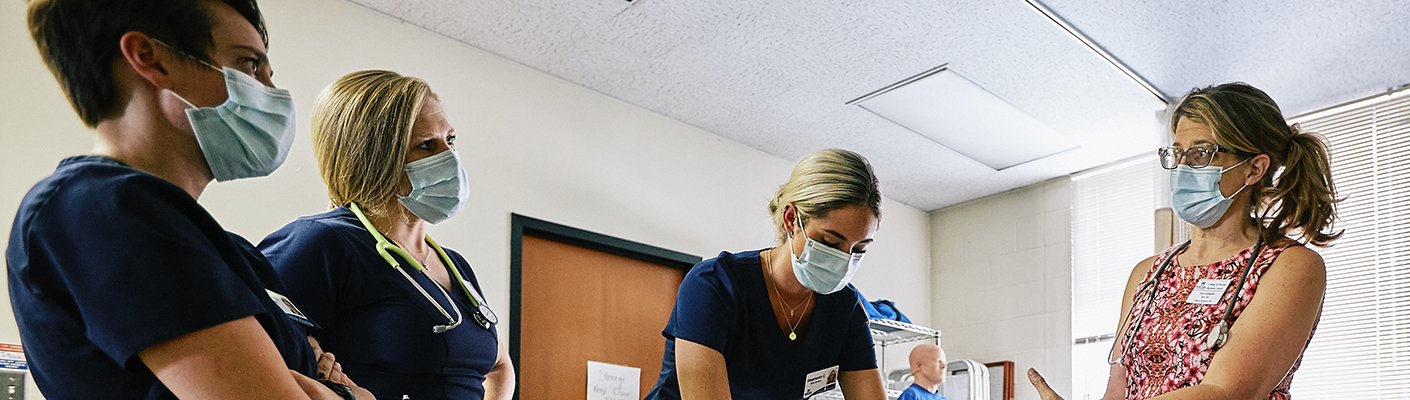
top-left (258, 70), bottom-right (515, 400)
top-left (8, 0), bottom-right (369, 399)
top-left (645, 149), bottom-right (888, 399)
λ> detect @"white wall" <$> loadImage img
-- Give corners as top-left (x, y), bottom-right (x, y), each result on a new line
top-left (0, 0), bottom-right (931, 397)
top-left (930, 177), bottom-right (1072, 400)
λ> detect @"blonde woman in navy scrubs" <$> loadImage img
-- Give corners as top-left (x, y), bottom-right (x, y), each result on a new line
top-left (645, 149), bottom-right (888, 399)
top-left (260, 70), bottom-right (514, 400)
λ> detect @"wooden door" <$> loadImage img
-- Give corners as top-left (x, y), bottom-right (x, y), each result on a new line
top-left (513, 216), bottom-right (696, 400)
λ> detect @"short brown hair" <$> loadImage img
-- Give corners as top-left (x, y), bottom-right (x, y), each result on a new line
top-left (27, 0), bottom-right (267, 127)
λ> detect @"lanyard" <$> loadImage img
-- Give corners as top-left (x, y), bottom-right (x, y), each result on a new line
top-left (1109, 236), bottom-right (1263, 364)
top-left (349, 203), bottom-right (498, 332)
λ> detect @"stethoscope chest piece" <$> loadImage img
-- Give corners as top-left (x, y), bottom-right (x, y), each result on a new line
top-left (470, 307), bottom-right (492, 330)
top-left (478, 305), bottom-right (498, 325)
top-left (458, 278), bottom-right (498, 327)
top-left (1207, 321), bottom-right (1228, 350)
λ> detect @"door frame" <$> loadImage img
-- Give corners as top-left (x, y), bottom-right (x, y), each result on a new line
top-left (509, 214), bottom-right (701, 399)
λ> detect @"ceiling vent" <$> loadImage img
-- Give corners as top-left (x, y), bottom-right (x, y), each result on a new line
top-left (849, 65), bottom-right (1077, 170)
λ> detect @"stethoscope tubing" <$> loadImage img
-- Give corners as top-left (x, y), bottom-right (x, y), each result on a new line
top-left (1108, 236), bottom-right (1264, 364)
top-left (348, 203), bottom-right (496, 332)
top-left (386, 242), bottom-right (465, 333)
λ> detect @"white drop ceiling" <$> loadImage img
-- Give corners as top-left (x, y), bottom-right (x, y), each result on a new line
top-left (854, 67), bottom-right (1080, 171)
top-left (345, 0), bottom-right (1410, 211)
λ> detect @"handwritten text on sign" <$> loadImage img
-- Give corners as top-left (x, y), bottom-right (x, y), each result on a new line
top-left (587, 361), bottom-right (640, 400)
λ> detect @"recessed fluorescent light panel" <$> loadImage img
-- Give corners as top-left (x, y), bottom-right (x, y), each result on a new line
top-left (851, 66), bottom-right (1077, 170)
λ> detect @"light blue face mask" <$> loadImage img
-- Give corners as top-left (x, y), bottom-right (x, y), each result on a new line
top-left (398, 149), bottom-right (468, 224)
top-left (789, 213), bottom-right (865, 294)
top-left (1169, 158), bottom-right (1249, 228)
top-left (170, 66), bottom-right (296, 182)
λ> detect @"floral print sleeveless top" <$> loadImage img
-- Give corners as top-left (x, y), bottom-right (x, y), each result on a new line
top-left (1118, 240), bottom-right (1312, 399)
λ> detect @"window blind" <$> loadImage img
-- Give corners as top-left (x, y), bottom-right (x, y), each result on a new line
top-left (1289, 88), bottom-right (1410, 399)
top-left (1069, 158), bottom-right (1157, 399)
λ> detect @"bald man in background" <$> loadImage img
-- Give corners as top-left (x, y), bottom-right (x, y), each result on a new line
top-left (898, 344), bottom-right (948, 400)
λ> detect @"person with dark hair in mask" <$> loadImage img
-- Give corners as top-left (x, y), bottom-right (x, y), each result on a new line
top-left (645, 149), bottom-right (888, 400)
top-left (9, 0), bottom-right (370, 398)
top-left (1028, 82), bottom-right (1339, 400)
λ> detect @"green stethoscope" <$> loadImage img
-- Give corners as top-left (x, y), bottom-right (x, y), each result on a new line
top-left (349, 203), bottom-right (498, 333)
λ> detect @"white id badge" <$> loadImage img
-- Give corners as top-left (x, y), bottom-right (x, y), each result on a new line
top-left (802, 365), bottom-right (840, 398)
top-left (1185, 279), bottom-right (1233, 305)
top-left (266, 289), bottom-right (315, 327)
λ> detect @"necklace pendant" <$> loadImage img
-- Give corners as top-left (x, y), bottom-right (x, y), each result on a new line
top-left (789, 332), bottom-right (797, 340)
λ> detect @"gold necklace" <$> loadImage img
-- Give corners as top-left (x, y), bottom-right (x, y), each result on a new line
top-left (765, 248), bottom-right (812, 340)
top-left (766, 250), bottom-right (810, 316)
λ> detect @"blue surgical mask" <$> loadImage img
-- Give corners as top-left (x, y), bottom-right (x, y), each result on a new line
top-left (398, 149), bottom-right (468, 224)
top-left (170, 66), bottom-right (296, 182)
top-left (789, 214), bottom-right (865, 294)
top-left (1170, 159), bottom-right (1249, 228)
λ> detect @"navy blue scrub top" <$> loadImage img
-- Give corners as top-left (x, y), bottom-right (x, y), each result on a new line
top-left (259, 206), bottom-right (499, 400)
top-left (5, 156), bottom-right (317, 399)
top-left (645, 250), bottom-right (876, 399)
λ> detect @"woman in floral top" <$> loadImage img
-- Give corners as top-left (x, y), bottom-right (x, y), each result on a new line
top-left (1030, 82), bottom-right (1339, 400)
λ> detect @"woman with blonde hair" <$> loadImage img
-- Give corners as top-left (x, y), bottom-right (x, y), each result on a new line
top-left (260, 70), bottom-right (514, 399)
top-left (1030, 82), bottom-right (1339, 399)
top-left (645, 149), bottom-right (888, 399)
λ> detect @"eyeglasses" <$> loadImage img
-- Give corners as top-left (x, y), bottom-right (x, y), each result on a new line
top-left (151, 39), bottom-right (223, 72)
top-left (153, 39), bottom-right (268, 80)
top-left (1156, 144), bottom-right (1240, 170)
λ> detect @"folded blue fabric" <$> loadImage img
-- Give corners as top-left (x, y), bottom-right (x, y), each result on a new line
top-left (851, 284), bottom-right (911, 323)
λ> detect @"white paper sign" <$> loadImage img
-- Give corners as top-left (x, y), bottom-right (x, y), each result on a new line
top-left (587, 361), bottom-right (640, 400)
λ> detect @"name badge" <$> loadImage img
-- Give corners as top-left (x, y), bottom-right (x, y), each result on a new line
top-left (802, 365), bottom-right (840, 398)
top-left (1185, 279), bottom-right (1233, 305)
top-left (266, 289), bottom-right (316, 328)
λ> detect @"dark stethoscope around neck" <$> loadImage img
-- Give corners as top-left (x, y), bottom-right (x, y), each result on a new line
top-left (1108, 235), bottom-right (1264, 365)
top-left (348, 202), bottom-right (498, 333)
